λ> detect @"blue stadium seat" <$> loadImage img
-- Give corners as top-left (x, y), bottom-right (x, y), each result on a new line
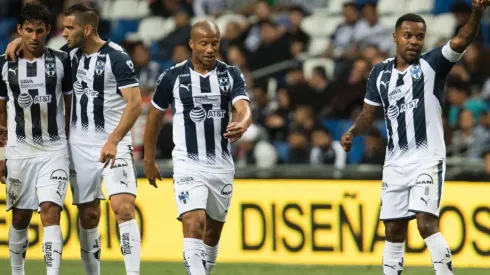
top-left (110, 19), bottom-right (140, 43)
top-left (272, 141), bottom-right (289, 163)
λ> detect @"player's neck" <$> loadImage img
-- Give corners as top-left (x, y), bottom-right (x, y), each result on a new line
top-left (192, 56), bottom-right (215, 74)
top-left (80, 35), bottom-right (105, 55)
top-left (21, 44), bottom-right (44, 61)
top-left (394, 55), bottom-right (412, 71)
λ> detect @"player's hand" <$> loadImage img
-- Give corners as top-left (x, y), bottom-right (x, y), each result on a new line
top-left (99, 140), bottom-right (117, 168)
top-left (473, 0), bottom-right (490, 11)
top-left (224, 121), bottom-right (247, 143)
top-left (144, 162), bottom-right (161, 188)
top-left (0, 160), bottom-right (5, 184)
top-left (341, 132), bottom-right (353, 152)
top-left (0, 125), bottom-right (7, 147)
top-left (4, 38), bottom-right (22, 61)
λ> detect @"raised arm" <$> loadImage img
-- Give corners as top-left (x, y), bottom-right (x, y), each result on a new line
top-left (450, 0), bottom-right (489, 53)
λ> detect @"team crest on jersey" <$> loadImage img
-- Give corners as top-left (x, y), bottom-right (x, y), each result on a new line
top-left (410, 65), bottom-right (422, 80)
top-left (45, 61), bottom-right (56, 77)
top-left (218, 77), bottom-right (230, 94)
top-left (95, 60), bottom-right (105, 76)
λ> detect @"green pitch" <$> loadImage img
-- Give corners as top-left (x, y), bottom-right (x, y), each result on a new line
top-left (2, 260), bottom-right (488, 274)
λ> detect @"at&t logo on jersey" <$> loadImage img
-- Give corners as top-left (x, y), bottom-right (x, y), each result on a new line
top-left (190, 107), bottom-right (226, 123)
top-left (17, 93), bottom-right (52, 108)
top-left (387, 99), bottom-right (419, 120)
top-left (73, 81), bottom-right (99, 98)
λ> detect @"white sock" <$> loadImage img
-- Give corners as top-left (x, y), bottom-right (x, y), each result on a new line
top-left (382, 241), bottom-right (404, 275)
top-left (43, 225), bottom-right (63, 275)
top-left (203, 243), bottom-right (219, 274)
top-left (425, 232), bottom-right (454, 275)
top-left (183, 238), bottom-right (206, 275)
top-left (79, 227), bottom-right (101, 275)
top-left (9, 226), bottom-right (28, 275)
top-left (119, 220), bottom-right (141, 275)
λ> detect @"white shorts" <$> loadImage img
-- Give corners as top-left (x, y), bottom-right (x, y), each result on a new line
top-left (69, 143), bottom-right (137, 204)
top-left (6, 154), bottom-right (69, 211)
top-left (173, 168), bottom-right (234, 223)
top-left (380, 160), bottom-right (446, 221)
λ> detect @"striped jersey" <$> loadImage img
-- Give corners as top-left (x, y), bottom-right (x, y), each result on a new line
top-left (64, 40), bottom-right (139, 146)
top-left (364, 41), bottom-right (464, 166)
top-left (152, 59), bottom-right (250, 172)
top-left (0, 49), bottom-right (72, 159)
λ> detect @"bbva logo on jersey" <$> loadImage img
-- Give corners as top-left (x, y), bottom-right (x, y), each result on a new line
top-left (17, 93), bottom-right (52, 109)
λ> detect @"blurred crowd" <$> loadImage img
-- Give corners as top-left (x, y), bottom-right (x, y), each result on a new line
top-left (2, 0), bottom-right (490, 170)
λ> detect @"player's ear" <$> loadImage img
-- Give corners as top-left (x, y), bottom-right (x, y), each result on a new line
top-left (17, 24), bottom-right (22, 36)
top-left (189, 39), bottom-right (194, 50)
top-left (393, 32), bottom-right (397, 43)
top-left (46, 24), bottom-right (51, 36)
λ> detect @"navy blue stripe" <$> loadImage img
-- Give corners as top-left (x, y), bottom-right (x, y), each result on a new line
top-left (220, 69), bottom-right (231, 158)
top-left (396, 96), bottom-right (408, 153)
top-left (437, 161), bottom-right (443, 207)
top-left (199, 76), bottom-right (216, 162)
top-left (412, 69), bottom-right (427, 149)
top-left (80, 81), bottom-right (89, 131)
top-left (45, 51), bottom-right (59, 142)
top-left (378, 70), bottom-right (394, 153)
top-left (70, 51), bottom-right (81, 128)
top-left (7, 61), bottom-right (26, 143)
top-left (93, 55), bottom-right (105, 134)
top-left (179, 70), bottom-right (198, 160)
top-left (26, 62), bottom-right (37, 77)
top-left (28, 89), bottom-right (42, 145)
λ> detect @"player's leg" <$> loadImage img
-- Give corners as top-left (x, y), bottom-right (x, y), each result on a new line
top-left (69, 144), bottom-right (104, 275)
top-left (202, 173), bottom-right (234, 274)
top-left (103, 149), bottom-right (141, 275)
top-left (379, 166), bottom-right (415, 275)
top-left (409, 161), bottom-right (453, 275)
top-left (174, 173), bottom-right (209, 275)
top-left (6, 158), bottom-right (36, 275)
top-left (37, 155), bottom-right (70, 275)
top-left (9, 208), bottom-right (33, 275)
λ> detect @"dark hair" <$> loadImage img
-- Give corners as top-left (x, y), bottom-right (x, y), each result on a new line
top-left (312, 66), bottom-right (327, 80)
top-left (64, 3), bottom-right (100, 28)
top-left (18, 2), bottom-right (51, 27)
top-left (395, 13), bottom-right (426, 30)
top-left (343, 2), bottom-right (357, 9)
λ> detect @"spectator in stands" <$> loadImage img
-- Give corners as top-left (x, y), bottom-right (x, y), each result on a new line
top-left (310, 127), bottom-right (346, 169)
top-left (325, 2), bottom-right (359, 78)
top-left (248, 18), bottom-right (291, 71)
top-left (220, 21), bottom-right (246, 60)
top-left (156, 7), bottom-right (191, 60)
top-left (360, 127), bottom-right (386, 165)
top-left (447, 77), bottom-right (487, 127)
top-left (284, 66), bottom-right (322, 113)
top-left (243, 1), bottom-right (273, 53)
top-left (461, 42), bottom-right (487, 92)
top-left (265, 89), bottom-right (292, 142)
top-left (353, 3), bottom-right (392, 55)
top-left (150, 0), bottom-right (194, 17)
top-left (251, 86), bottom-right (272, 127)
top-left (289, 105), bottom-right (318, 138)
top-left (469, 111), bottom-right (490, 159)
top-left (226, 45), bottom-right (248, 71)
top-left (451, 109), bottom-right (476, 158)
top-left (328, 58), bottom-right (369, 118)
top-left (193, 0), bottom-right (229, 17)
top-left (160, 44), bottom-right (192, 71)
top-left (287, 6), bottom-right (310, 57)
top-left (233, 124), bottom-right (278, 168)
top-left (127, 41), bottom-right (161, 98)
top-left (287, 128), bottom-right (310, 164)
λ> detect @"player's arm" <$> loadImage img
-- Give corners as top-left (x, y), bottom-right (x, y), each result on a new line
top-left (341, 66), bottom-right (380, 152)
top-left (61, 52), bottom-right (73, 137)
top-left (144, 71), bottom-right (174, 187)
top-left (109, 87), bottom-right (142, 144)
top-left (450, 0), bottom-right (489, 53)
top-left (224, 67), bottom-right (252, 142)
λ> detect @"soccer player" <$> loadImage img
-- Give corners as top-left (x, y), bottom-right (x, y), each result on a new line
top-left (0, 3), bottom-right (72, 275)
top-left (340, 1), bottom-right (489, 274)
top-left (144, 21), bottom-right (252, 275)
top-left (5, 3), bottom-right (143, 275)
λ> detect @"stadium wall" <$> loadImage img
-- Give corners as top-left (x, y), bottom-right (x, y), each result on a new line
top-left (0, 180), bottom-right (489, 267)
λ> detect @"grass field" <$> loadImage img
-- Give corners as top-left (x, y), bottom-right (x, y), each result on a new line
top-left (2, 260), bottom-right (488, 275)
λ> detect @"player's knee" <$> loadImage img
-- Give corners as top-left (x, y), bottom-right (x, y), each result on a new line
top-left (78, 205), bottom-right (101, 229)
top-left (384, 222), bottom-right (408, 242)
top-left (39, 202), bottom-right (62, 226)
top-left (416, 219), bottom-right (438, 239)
top-left (11, 209), bottom-right (33, 230)
top-left (181, 211), bottom-right (206, 239)
top-left (113, 202), bottom-right (135, 223)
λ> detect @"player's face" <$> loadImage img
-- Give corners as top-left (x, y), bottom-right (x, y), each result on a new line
top-left (18, 21), bottom-right (50, 54)
top-left (394, 21), bottom-right (426, 64)
top-left (190, 34), bottom-right (220, 68)
top-left (62, 15), bottom-right (85, 49)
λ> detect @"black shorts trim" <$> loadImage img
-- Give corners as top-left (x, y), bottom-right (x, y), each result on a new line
top-left (379, 215), bottom-right (416, 222)
top-left (177, 208), bottom-right (206, 222)
top-left (408, 209), bottom-right (439, 219)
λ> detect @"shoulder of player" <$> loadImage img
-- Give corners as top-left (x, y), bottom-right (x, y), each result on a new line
top-left (0, 54), bottom-right (7, 69)
top-left (369, 57), bottom-right (394, 77)
top-left (218, 61), bottom-right (241, 76)
top-left (104, 42), bottom-right (130, 61)
top-left (46, 47), bottom-right (69, 62)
